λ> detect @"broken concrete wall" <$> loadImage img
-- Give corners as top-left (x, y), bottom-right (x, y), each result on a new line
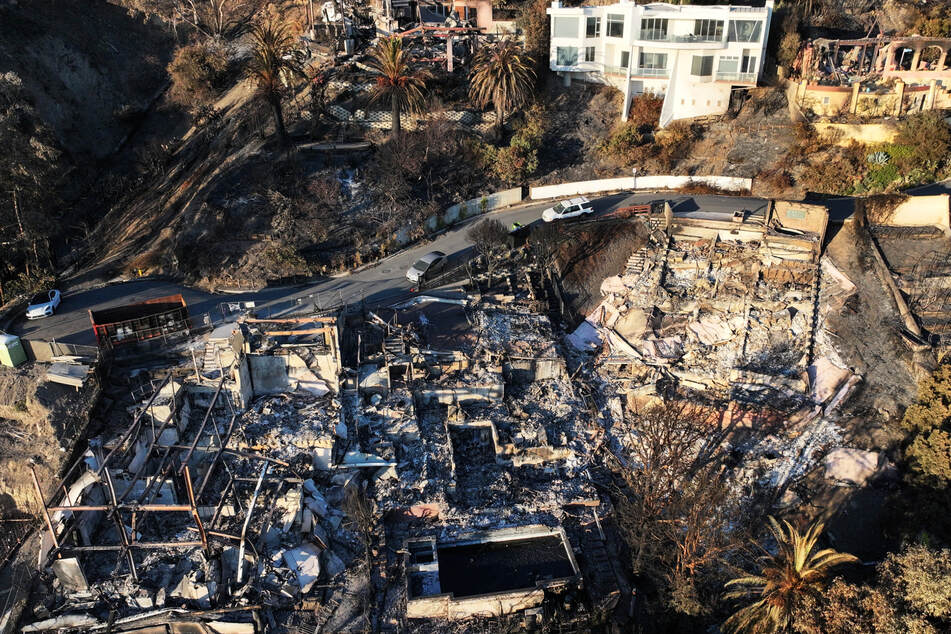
top-left (880, 194), bottom-right (951, 235)
top-left (248, 355), bottom-right (291, 394)
top-left (406, 587), bottom-right (546, 620)
top-left (310, 350), bottom-right (340, 391)
top-left (670, 220), bottom-right (765, 243)
top-left (504, 358), bottom-right (567, 383)
top-left (417, 384), bottom-right (504, 405)
top-left (232, 354), bottom-right (253, 409)
top-left (771, 200), bottom-right (829, 240)
top-left (246, 354), bottom-right (330, 398)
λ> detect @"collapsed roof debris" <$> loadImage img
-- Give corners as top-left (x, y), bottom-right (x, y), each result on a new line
top-left (20, 197), bottom-right (894, 632)
top-left (567, 200), bottom-right (871, 500)
top-left (23, 313), bottom-right (349, 632)
top-left (20, 274), bottom-right (629, 631)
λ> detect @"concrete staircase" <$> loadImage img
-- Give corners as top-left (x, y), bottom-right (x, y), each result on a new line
top-left (624, 248), bottom-right (649, 276)
top-left (201, 342), bottom-right (223, 378)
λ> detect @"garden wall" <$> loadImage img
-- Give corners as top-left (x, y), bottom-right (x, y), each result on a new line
top-left (528, 175), bottom-right (752, 200)
top-left (886, 194), bottom-right (951, 234)
top-left (814, 122), bottom-right (899, 145)
top-left (424, 188), bottom-right (524, 233)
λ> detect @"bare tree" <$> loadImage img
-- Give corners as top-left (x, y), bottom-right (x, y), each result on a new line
top-left (175, 0), bottom-right (259, 39)
top-left (609, 400), bottom-right (752, 618)
top-left (528, 222), bottom-right (563, 279)
top-left (467, 218), bottom-right (508, 287)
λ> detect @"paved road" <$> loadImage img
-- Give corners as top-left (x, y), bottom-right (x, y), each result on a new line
top-left (7, 192), bottom-right (770, 346)
top-left (906, 178), bottom-right (951, 196)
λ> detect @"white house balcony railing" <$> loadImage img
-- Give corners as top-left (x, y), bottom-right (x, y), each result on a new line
top-left (603, 65), bottom-right (670, 78)
top-left (638, 29), bottom-right (670, 41)
top-left (635, 67), bottom-right (670, 77)
top-left (715, 71), bottom-right (757, 83)
top-left (671, 34), bottom-right (723, 43)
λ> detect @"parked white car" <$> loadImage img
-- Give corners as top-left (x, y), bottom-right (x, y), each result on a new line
top-left (26, 289), bottom-right (62, 320)
top-left (406, 251), bottom-right (447, 283)
top-left (542, 197), bottom-right (594, 222)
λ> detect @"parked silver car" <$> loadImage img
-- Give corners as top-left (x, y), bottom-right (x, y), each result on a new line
top-left (406, 251), bottom-right (447, 284)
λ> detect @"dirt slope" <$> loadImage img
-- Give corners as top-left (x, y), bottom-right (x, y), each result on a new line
top-left (0, 0), bottom-right (174, 159)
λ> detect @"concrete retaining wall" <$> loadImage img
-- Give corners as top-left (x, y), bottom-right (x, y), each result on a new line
top-left (529, 175), bottom-right (752, 200)
top-left (886, 194), bottom-right (951, 234)
top-left (20, 339), bottom-right (98, 363)
top-left (425, 188), bottom-right (524, 233)
top-left (815, 122), bottom-right (899, 145)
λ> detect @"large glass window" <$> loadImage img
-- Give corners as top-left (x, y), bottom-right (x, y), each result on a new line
top-left (691, 55), bottom-right (714, 76)
top-left (620, 51), bottom-right (630, 68)
top-left (718, 56), bottom-right (739, 73)
top-left (585, 46), bottom-right (596, 62)
top-left (639, 52), bottom-right (667, 69)
top-left (553, 16), bottom-right (580, 38)
top-left (693, 19), bottom-right (724, 40)
top-left (640, 17), bottom-right (668, 40)
top-left (586, 16), bottom-right (601, 38)
top-left (607, 14), bottom-right (624, 38)
top-left (728, 20), bottom-right (762, 42)
top-left (741, 54), bottom-right (758, 73)
top-left (556, 46), bottom-right (579, 66)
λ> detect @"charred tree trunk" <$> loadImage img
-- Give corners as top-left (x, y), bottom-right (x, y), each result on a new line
top-left (270, 96), bottom-right (288, 146)
top-left (391, 98), bottom-right (402, 137)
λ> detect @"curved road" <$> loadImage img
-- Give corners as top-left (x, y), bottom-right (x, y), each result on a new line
top-left (10, 192), bottom-right (768, 345)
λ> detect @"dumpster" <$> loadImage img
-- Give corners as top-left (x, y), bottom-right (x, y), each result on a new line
top-left (0, 333), bottom-right (27, 367)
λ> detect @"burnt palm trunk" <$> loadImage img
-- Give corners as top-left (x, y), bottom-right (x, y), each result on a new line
top-left (391, 97), bottom-right (402, 137)
top-left (269, 95), bottom-right (288, 146)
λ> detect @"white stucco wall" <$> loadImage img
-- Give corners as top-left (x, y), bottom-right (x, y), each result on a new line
top-left (547, 0), bottom-right (773, 125)
top-left (529, 175), bottom-right (753, 199)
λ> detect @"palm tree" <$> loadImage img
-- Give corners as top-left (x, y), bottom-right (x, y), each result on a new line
top-left (367, 37), bottom-right (429, 138)
top-left (723, 517), bottom-right (858, 633)
top-left (469, 39), bottom-right (536, 135)
top-left (246, 17), bottom-right (304, 146)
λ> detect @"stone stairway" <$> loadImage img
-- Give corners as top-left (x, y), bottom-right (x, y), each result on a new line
top-left (383, 335), bottom-right (405, 357)
top-left (201, 342), bottom-right (222, 378)
top-left (624, 248), bottom-right (649, 276)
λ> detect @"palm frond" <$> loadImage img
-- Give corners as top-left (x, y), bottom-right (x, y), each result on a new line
top-left (367, 37), bottom-right (430, 114)
top-left (468, 39), bottom-right (535, 125)
top-left (722, 516), bottom-right (857, 633)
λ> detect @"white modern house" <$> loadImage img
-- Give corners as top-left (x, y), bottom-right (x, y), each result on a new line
top-left (547, 1), bottom-right (773, 127)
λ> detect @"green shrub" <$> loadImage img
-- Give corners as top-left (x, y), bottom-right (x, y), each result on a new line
top-left (907, 429), bottom-right (951, 488)
top-left (864, 163), bottom-right (901, 192)
top-left (897, 112), bottom-right (951, 168)
top-left (901, 364), bottom-right (951, 488)
top-left (902, 364), bottom-right (951, 433)
top-left (879, 544), bottom-right (951, 619)
top-left (480, 105), bottom-right (545, 184)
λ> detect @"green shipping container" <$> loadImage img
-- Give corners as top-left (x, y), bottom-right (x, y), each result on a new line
top-left (0, 333), bottom-right (27, 367)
